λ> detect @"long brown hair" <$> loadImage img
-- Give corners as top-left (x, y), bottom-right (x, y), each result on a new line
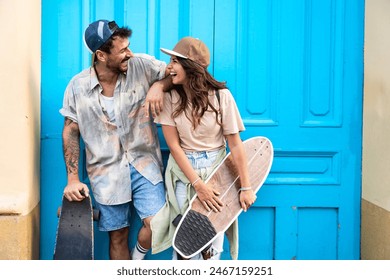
top-left (172, 57), bottom-right (227, 128)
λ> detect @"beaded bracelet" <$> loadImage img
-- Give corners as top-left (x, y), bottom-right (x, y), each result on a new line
top-left (191, 177), bottom-right (201, 187)
top-left (239, 187), bottom-right (252, 192)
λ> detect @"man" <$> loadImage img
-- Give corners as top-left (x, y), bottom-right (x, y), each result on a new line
top-left (60, 19), bottom-right (170, 260)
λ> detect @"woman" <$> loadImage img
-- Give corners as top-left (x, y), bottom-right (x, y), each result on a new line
top-left (152, 37), bottom-right (256, 260)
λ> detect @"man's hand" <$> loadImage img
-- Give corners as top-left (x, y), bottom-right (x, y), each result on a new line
top-left (144, 75), bottom-right (172, 118)
top-left (144, 84), bottom-right (164, 118)
top-left (63, 180), bottom-right (89, 202)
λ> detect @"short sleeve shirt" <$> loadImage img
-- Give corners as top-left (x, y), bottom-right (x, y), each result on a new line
top-left (154, 88), bottom-right (245, 152)
top-left (60, 54), bottom-right (166, 205)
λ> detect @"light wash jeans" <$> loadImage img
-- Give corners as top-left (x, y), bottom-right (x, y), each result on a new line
top-left (174, 149), bottom-right (224, 260)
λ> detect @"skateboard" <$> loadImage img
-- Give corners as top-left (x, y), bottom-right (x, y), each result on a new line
top-left (53, 193), bottom-right (98, 260)
top-left (172, 136), bottom-right (273, 258)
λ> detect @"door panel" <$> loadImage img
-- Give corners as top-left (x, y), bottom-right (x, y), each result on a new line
top-left (214, 0), bottom-right (363, 260)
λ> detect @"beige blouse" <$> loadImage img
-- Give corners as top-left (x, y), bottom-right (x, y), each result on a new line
top-left (155, 88), bottom-right (245, 151)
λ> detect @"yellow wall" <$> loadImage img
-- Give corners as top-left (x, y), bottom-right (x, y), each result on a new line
top-left (0, 0), bottom-right (41, 259)
top-left (361, 0), bottom-right (390, 259)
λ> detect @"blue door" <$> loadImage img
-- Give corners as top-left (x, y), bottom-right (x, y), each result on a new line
top-left (41, 0), bottom-right (364, 260)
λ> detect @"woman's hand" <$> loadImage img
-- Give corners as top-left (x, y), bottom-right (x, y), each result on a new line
top-left (195, 180), bottom-right (223, 212)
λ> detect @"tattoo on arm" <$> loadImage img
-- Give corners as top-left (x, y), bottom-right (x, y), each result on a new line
top-left (63, 118), bottom-right (80, 176)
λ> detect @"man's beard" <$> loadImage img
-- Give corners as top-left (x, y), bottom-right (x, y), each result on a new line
top-left (107, 58), bottom-right (129, 74)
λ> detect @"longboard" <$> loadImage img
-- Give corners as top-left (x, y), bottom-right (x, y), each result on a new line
top-left (53, 195), bottom-right (95, 260)
top-left (172, 136), bottom-right (273, 258)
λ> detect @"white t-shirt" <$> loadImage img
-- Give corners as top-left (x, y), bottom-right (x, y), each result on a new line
top-left (155, 88), bottom-right (245, 152)
top-left (99, 93), bottom-right (115, 122)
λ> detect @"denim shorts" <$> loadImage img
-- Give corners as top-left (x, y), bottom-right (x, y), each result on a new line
top-left (175, 149), bottom-right (221, 210)
top-left (95, 164), bottom-right (166, 232)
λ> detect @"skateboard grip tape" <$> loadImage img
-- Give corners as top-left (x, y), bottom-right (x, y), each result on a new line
top-left (174, 210), bottom-right (217, 256)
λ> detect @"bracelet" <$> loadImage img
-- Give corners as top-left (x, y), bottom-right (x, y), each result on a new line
top-left (239, 187), bottom-right (252, 192)
top-left (191, 177), bottom-right (201, 187)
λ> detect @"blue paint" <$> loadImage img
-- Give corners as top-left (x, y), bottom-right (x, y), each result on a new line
top-left (41, 0), bottom-right (364, 260)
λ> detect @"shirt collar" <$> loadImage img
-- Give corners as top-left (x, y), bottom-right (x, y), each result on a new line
top-left (89, 66), bottom-right (100, 95)
top-left (88, 66), bottom-right (125, 96)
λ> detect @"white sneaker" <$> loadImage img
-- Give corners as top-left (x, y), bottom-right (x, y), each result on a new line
top-left (203, 246), bottom-right (222, 260)
top-left (190, 253), bottom-right (203, 260)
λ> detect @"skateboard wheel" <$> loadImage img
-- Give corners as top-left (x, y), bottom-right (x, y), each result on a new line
top-left (93, 208), bottom-right (100, 221)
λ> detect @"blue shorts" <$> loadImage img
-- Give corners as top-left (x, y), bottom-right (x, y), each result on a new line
top-left (95, 164), bottom-right (166, 232)
top-left (176, 149), bottom-right (220, 210)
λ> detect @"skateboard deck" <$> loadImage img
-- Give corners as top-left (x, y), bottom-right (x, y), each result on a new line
top-left (172, 136), bottom-right (273, 258)
top-left (53, 195), bottom-right (94, 260)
